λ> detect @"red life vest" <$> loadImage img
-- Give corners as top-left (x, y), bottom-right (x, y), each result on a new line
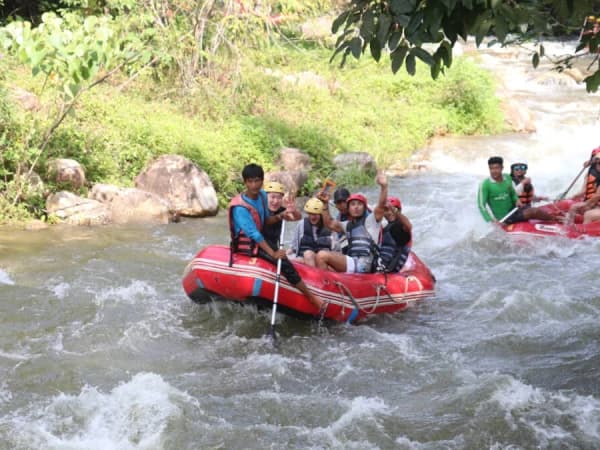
top-left (228, 193), bottom-right (266, 256)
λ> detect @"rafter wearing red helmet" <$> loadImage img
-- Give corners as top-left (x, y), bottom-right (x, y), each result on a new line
top-left (315, 171), bottom-right (389, 274)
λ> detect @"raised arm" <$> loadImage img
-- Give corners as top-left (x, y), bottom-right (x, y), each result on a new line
top-left (373, 171), bottom-right (388, 221)
top-left (316, 190), bottom-right (344, 233)
top-left (283, 195), bottom-right (302, 221)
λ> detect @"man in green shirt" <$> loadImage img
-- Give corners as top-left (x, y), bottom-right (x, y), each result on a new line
top-left (478, 156), bottom-right (558, 224)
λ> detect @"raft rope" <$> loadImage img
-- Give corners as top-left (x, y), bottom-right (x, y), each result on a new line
top-left (333, 275), bottom-right (425, 321)
top-left (333, 281), bottom-right (361, 324)
top-left (370, 275), bottom-right (425, 311)
top-left (318, 299), bottom-right (330, 321)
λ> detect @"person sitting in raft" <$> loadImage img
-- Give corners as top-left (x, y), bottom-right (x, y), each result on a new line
top-left (579, 192), bottom-right (600, 224)
top-left (376, 196), bottom-right (413, 273)
top-left (287, 197), bottom-right (339, 267)
top-left (332, 187), bottom-right (350, 254)
top-left (478, 156), bottom-right (560, 224)
top-left (262, 181), bottom-right (301, 251)
top-left (314, 172), bottom-right (388, 273)
top-left (509, 159), bottom-right (550, 206)
top-left (566, 147), bottom-right (600, 224)
top-left (333, 187), bottom-right (350, 221)
top-left (229, 163), bottom-right (324, 310)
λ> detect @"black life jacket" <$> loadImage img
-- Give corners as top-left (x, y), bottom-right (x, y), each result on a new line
top-left (378, 221), bottom-right (411, 273)
top-left (263, 206), bottom-right (286, 250)
top-left (297, 218), bottom-right (333, 256)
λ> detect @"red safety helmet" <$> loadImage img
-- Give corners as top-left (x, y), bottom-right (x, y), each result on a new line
top-left (388, 196), bottom-right (402, 210)
top-left (592, 146), bottom-right (600, 157)
top-left (346, 193), bottom-right (367, 206)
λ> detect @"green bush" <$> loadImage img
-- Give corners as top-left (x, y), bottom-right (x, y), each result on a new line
top-left (440, 59), bottom-right (504, 135)
top-left (0, 35), bottom-right (505, 222)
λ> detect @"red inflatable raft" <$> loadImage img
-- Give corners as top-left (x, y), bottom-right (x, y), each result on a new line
top-left (502, 199), bottom-right (600, 239)
top-left (182, 245), bottom-right (436, 323)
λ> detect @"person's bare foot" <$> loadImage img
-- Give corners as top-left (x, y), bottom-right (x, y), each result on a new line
top-left (308, 294), bottom-right (324, 310)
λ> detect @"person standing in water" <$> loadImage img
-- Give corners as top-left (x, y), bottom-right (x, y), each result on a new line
top-left (478, 156), bottom-right (559, 224)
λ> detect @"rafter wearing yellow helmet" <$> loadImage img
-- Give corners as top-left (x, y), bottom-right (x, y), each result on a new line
top-left (264, 181), bottom-right (286, 194)
top-left (304, 197), bottom-right (324, 215)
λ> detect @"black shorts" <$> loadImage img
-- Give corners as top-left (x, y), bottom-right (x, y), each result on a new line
top-left (257, 248), bottom-right (301, 285)
top-left (503, 208), bottom-right (526, 225)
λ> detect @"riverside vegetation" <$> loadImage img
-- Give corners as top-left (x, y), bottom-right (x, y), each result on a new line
top-left (0, 1), bottom-right (504, 225)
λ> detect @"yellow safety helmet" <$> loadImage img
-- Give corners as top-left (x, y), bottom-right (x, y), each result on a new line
top-left (304, 197), bottom-right (323, 214)
top-left (264, 181), bottom-right (285, 194)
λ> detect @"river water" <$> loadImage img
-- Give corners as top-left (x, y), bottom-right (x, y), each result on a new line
top-left (1, 42), bottom-right (600, 449)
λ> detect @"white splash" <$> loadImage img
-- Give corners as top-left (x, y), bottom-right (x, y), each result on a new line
top-left (93, 280), bottom-right (157, 305)
top-left (490, 377), bottom-right (600, 443)
top-left (0, 268), bottom-right (14, 285)
top-left (0, 381), bottom-right (13, 405)
top-left (9, 372), bottom-right (199, 450)
top-left (326, 396), bottom-right (389, 433)
top-left (51, 282), bottom-right (71, 299)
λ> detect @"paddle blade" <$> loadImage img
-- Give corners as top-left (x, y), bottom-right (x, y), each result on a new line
top-left (346, 307), bottom-right (359, 324)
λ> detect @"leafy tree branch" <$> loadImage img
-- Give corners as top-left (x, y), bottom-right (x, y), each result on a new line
top-left (332, 0), bottom-right (600, 92)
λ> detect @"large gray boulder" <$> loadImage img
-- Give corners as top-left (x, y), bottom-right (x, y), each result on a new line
top-left (266, 147), bottom-right (312, 195)
top-left (47, 158), bottom-right (86, 190)
top-left (135, 154), bottom-right (218, 217)
top-left (265, 170), bottom-right (308, 197)
top-left (277, 147), bottom-right (311, 172)
top-left (89, 184), bottom-right (170, 224)
top-left (500, 98), bottom-right (536, 133)
top-left (333, 152), bottom-right (378, 173)
top-left (46, 191), bottom-right (111, 226)
top-left (10, 87), bottom-right (40, 112)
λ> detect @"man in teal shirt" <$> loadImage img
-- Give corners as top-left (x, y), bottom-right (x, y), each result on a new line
top-left (478, 156), bottom-right (558, 224)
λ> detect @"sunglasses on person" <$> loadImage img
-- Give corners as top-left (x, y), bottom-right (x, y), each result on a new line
top-left (513, 164), bottom-right (528, 171)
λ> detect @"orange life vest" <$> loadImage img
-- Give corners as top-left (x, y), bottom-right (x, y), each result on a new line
top-left (518, 186), bottom-right (534, 206)
top-left (584, 172), bottom-right (599, 201)
top-left (512, 176), bottom-right (534, 207)
top-left (228, 193), bottom-right (266, 257)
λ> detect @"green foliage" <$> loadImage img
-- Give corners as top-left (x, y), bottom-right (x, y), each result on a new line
top-left (332, 0), bottom-right (600, 92)
top-left (439, 59), bottom-right (503, 134)
top-left (0, 12), bottom-right (151, 99)
top-left (334, 164), bottom-right (376, 190)
top-left (0, 3), bottom-right (505, 223)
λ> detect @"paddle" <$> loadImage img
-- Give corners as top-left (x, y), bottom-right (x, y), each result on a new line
top-left (556, 163), bottom-right (589, 201)
top-left (267, 219), bottom-right (286, 340)
top-left (498, 207), bottom-right (518, 224)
